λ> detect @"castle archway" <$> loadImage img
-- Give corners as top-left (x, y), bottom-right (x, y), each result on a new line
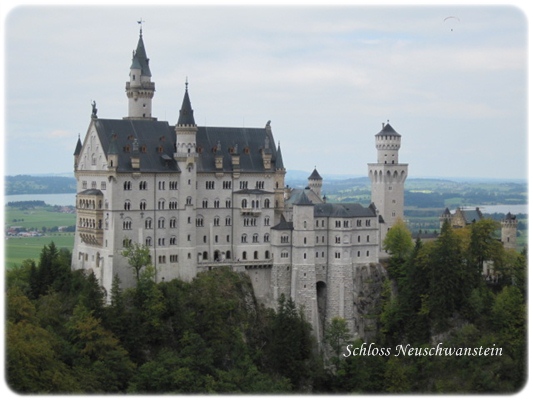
top-left (316, 281), bottom-right (327, 338)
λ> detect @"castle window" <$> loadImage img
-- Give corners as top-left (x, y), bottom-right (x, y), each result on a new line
top-left (170, 217), bottom-right (177, 228)
top-left (140, 201), bottom-right (146, 210)
top-left (265, 250), bottom-right (270, 259)
top-left (214, 200), bottom-right (220, 208)
top-left (203, 236), bottom-right (207, 243)
top-left (254, 251), bottom-right (259, 260)
top-left (124, 201), bottom-right (131, 210)
top-left (158, 255), bottom-right (166, 264)
top-left (335, 236), bottom-right (340, 244)
top-left (357, 220), bottom-right (362, 227)
top-left (123, 238), bottom-right (132, 247)
top-left (264, 198), bottom-right (270, 208)
top-left (82, 181), bottom-right (87, 189)
top-left (367, 235), bottom-right (370, 242)
top-left (170, 236), bottom-right (177, 245)
top-left (124, 181), bottom-right (132, 190)
top-left (304, 237), bottom-right (307, 244)
top-left (158, 218), bottom-right (165, 229)
top-left (226, 199), bottom-right (231, 208)
top-left (145, 237), bottom-right (152, 246)
top-left (202, 199), bottom-right (208, 208)
top-left (225, 216), bottom-right (231, 226)
top-left (196, 217), bottom-right (204, 227)
top-left (242, 251), bottom-right (247, 260)
top-left (335, 221), bottom-right (341, 228)
top-left (303, 253), bottom-right (307, 259)
top-left (253, 234), bottom-right (259, 243)
top-left (264, 233), bottom-right (270, 243)
top-left (366, 219), bottom-right (371, 226)
top-left (264, 217), bottom-right (270, 226)
top-left (214, 216), bottom-right (220, 226)
top-left (281, 235), bottom-right (289, 244)
top-left (158, 238), bottom-right (165, 246)
top-left (139, 181), bottom-right (147, 190)
top-left (186, 197), bottom-right (192, 205)
top-left (241, 199), bottom-right (248, 208)
top-left (145, 218), bottom-right (152, 229)
top-left (241, 234), bottom-right (247, 243)
top-left (366, 250), bottom-right (370, 257)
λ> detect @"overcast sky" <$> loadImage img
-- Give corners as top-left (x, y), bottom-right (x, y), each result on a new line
top-left (2, 3), bottom-right (529, 180)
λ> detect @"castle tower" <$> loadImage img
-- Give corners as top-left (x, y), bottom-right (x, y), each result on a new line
top-left (290, 191), bottom-right (320, 341)
top-left (367, 123), bottom-right (408, 252)
top-left (274, 141), bottom-right (286, 223)
top-left (308, 168), bottom-right (323, 198)
top-left (501, 212), bottom-right (518, 250)
top-left (125, 25), bottom-right (155, 119)
top-left (174, 80), bottom-right (198, 280)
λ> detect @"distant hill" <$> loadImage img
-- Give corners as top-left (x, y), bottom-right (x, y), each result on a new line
top-left (5, 175), bottom-right (77, 195)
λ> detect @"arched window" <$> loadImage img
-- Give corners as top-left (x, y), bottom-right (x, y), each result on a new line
top-left (241, 199), bottom-right (248, 208)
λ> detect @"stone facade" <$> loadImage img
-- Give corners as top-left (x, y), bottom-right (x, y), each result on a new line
top-left (71, 29), bottom-right (400, 339)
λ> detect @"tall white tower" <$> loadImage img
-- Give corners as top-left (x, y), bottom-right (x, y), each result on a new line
top-left (125, 25), bottom-right (155, 119)
top-left (367, 123), bottom-right (408, 245)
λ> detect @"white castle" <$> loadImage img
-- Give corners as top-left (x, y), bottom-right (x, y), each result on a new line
top-left (72, 28), bottom-right (407, 340)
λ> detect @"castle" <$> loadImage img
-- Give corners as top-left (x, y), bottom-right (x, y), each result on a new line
top-left (71, 28), bottom-right (407, 340)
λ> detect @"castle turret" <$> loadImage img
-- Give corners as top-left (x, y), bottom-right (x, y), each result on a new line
top-left (125, 25), bottom-right (155, 119)
top-left (308, 167), bottom-right (323, 198)
top-left (501, 212), bottom-right (518, 250)
top-left (174, 80), bottom-right (198, 280)
top-left (274, 141), bottom-right (286, 222)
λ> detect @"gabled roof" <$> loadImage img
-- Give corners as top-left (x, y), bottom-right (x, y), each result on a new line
top-left (195, 125), bottom-right (279, 173)
top-left (89, 117), bottom-right (282, 174)
top-left (93, 119), bottom-right (179, 173)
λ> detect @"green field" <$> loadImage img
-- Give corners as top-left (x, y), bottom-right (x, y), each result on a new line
top-left (5, 205), bottom-right (77, 269)
top-left (6, 208), bottom-right (76, 230)
top-left (5, 234), bottom-right (75, 269)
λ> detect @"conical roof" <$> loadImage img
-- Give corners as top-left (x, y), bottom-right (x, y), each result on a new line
top-left (275, 141), bottom-right (285, 169)
top-left (308, 168), bottom-right (322, 180)
top-left (130, 32), bottom-right (152, 77)
top-left (177, 82), bottom-right (196, 126)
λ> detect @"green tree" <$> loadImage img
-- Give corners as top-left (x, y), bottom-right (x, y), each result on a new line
top-left (428, 220), bottom-right (467, 331)
top-left (324, 317), bottom-right (350, 369)
top-left (121, 241), bottom-right (152, 282)
top-left (383, 218), bottom-right (414, 281)
top-left (265, 294), bottom-right (315, 390)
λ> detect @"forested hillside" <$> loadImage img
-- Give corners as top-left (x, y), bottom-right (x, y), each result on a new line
top-left (6, 218), bottom-right (526, 394)
top-left (5, 175), bottom-right (76, 195)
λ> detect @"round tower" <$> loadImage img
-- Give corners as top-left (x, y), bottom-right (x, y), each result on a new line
top-left (125, 25), bottom-right (155, 119)
top-left (367, 122), bottom-right (408, 254)
top-left (501, 212), bottom-right (518, 250)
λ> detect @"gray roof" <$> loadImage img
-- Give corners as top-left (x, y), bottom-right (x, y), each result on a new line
top-left (196, 125), bottom-right (280, 173)
top-left (292, 190), bottom-right (314, 206)
top-left (74, 136), bottom-right (82, 155)
top-left (177, 86), bottom-right (195, 126)
top-left (275, 142), bottom-right (285, 170)
top-left (130, 33), bottom-right (151, 77)
top-left (376, 123), bottom-right (401, 137)
top-left (272, 214), bottom-right (293, 231)
top-left (78, 189), bottom-right (104, 196)
top-left (94, 119), bottom-right (179, 173)
top-left (459, 208), bottom-right (483, 223)
top-left (314, 203), bottom-right (377, 218)
top-left (308, 168), bottom-right (322, 180)
top-left (91, 117), bottom-right (283, 174)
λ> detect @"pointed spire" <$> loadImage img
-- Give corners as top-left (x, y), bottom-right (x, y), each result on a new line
top-left (177, 79), bottom-right (196, 126)
top-left (74, 134), bottom-right (82, 156)
top-left (275, 141), bottom-right (285, 170)
top-left (308, 167), bottom-right (322, 180)
top-left (130, 25), bottom-right (151, 77)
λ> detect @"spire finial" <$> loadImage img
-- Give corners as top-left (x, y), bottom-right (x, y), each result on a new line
top-left (185, 77), bottom-right (189, 91)
top-left (137, 18), bottom-right (145, 36)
